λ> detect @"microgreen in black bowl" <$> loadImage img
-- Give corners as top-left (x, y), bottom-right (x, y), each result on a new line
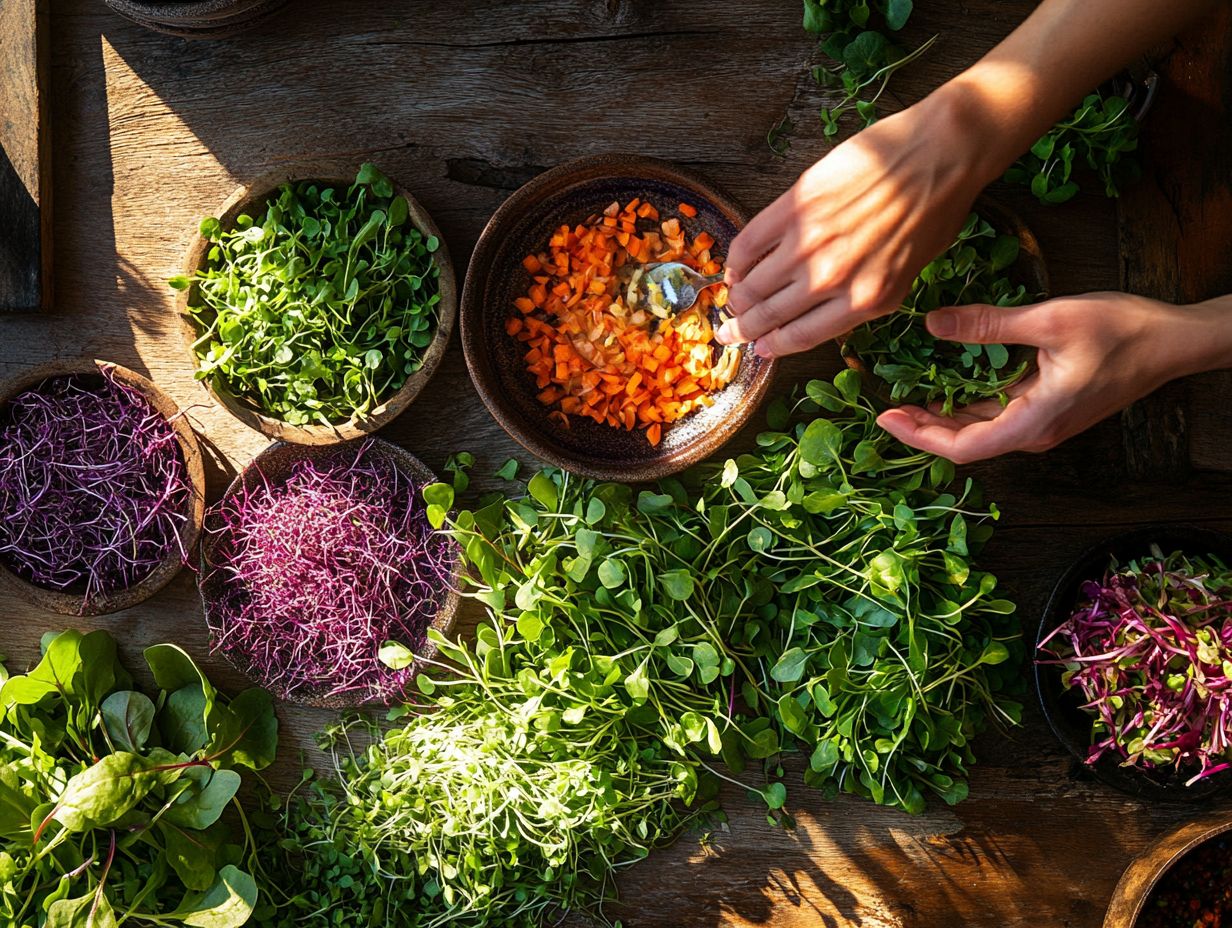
top-left (1035, 525), bottom-right (1232, 801)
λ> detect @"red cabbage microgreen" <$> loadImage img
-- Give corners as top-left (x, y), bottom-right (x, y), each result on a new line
top-left (204, 440), bottom-right (456, 704)
top-left (0, 369), bottom-right (192, 607)
top-left (1039, 546), bottom-right (1232, 785)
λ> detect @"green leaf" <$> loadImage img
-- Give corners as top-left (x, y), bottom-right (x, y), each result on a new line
top-left (884, 0), bottom-right (912, 30)
top-left (495, 458), bottom-right (520, 481)
top-left (989, 235), bottom-right (1020, 272)
top-left (623, 661), bottom-right (650, 704)
top-left (660, 570), bottom-right (695, 601)
top-left (769, 648), bottom-right (808, 683)
top-left (597, 559), bottom-right (626, 589)
top-left (528, 472), bottom-right (558, 510)
top-left (800, 419), bottom-right (843, 465)
top-left (378, 641), bottom-right (416, 670)
top-left (762, 782), bottom-right (788, 810)
top-left (146, 644), bottom-right (215, 703)
top-left (980, 641), bottom-right (1011, 665)
top-left (101, 691), bottom-right (155, 753)
top-left (637, 491), bottom-right (674, 514)
top-left (52, 753), bottom-right (160, 832)
top-left (169, 865), bottom-right (258, 928)
top-left (206, 688), bottom-right (278, 771)
top-left (166, 769), bottom-right (242, 831)
top-left (46, 890), bottom-right (117, 928)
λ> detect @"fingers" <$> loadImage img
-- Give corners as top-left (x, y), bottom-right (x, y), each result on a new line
top-left (718, 278), bottom-right (824, 347)
top-left (926, 303), bottom-right (1050, 347)
top-left (725, 197), bottom-right (792, 284)
top-left (750, 297), bottom-right (854, 358)
top-left (877, 384), bottom-right (1058, 464)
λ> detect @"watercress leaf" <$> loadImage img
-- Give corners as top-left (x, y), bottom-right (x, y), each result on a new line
top-left (101, 691), bottom-right (156, 753)
top-left (985, 343), bottom-right (1010, 369)
top-left (769, 648), bottom-right (808, 683)
top-left (597, 559), bottom-right (626, 590)
top-left (762, 781), bottom-right (788, 810)
top-left (989, 235), bottom-right (1020, 272)
top-left (528, 472), bottom-right (558, 510)
top-left (884, 0), bottom-right (912, 30)
top-left (623, 661), bottom-right (650, 704)
top-left (800, 419), bottom-right (843, 466)
top-left (660, 570), bottom-right (695, 601)
top-left (495, 458), bottom-right (520, 481)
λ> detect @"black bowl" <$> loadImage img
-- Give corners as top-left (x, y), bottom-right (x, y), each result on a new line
top-left (1036, 525), bottom-right (1232, 801)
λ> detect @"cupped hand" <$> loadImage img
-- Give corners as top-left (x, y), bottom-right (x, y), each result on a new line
top-left (716, 99), bottom-right (987, 359)
top-left (876, 293), bottom-right (1220, 463)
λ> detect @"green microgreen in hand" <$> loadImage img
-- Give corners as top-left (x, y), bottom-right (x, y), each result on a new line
top-left (173, 163), bottom-right (443, 428)
top-left (844, 212), bottom-right (1035, 414)
top-left (1004, 90), bottom-right (1141, 204)
top-left (0, 629), bottom-right (277, 928)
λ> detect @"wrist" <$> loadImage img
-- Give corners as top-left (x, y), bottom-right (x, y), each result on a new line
top-left (918, 67), bottom-right (1046, 190)
top-left (1173, 297), bottom-right (1232, 377)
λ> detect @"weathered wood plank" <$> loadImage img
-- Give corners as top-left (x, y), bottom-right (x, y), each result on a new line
top-left (1117, 4), bottom-right (1232, 480)
top-left (0, 0), bottom-right (51, 311)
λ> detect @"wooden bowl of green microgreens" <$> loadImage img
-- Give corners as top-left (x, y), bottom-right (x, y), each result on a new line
top-left (839, 195), bottom-right (1049, 415)
top-left (173, 164), bottom-right (456, 444)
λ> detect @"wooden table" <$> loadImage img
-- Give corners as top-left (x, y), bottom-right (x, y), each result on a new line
top-left (3, 2), bottom-right (1231, 925)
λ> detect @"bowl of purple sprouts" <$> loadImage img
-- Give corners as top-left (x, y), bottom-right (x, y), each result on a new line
top-left (0, 360), bottom-right (204, 616)
top-left (1036, 526), bottom-right (1232, 800)
top-left (199, 437), bottom-right (461, 709)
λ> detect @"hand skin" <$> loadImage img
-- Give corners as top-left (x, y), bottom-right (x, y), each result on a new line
top-left (875, 294), bottom-right (1232, 464)
top-left (716, 0), bottom-right (1222, 359)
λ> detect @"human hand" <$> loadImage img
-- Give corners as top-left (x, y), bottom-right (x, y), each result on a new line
top-left (876, 293), bottom-right (1230, 463)
top-left (715, 97), bottom-right (990, 359)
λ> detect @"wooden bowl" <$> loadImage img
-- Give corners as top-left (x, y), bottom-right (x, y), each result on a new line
top-left (0, 359), bottom-right (205, 616)
top-left (198, 437), bottom-right (462, 709)
top-left (177, 166), bottom-right (457, 445)
top-left (104, 0), bottom-right (291, 38)
top-left (461, 153), bottom-right (778, 483)
top-left (1036, 525), bottom-right (1232, 801)
top-left (1105, 812), bottom-right (1232, 927)
top-left (839, 195), bottom-right (1049, 408)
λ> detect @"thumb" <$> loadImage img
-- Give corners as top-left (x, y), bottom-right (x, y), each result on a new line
top-left (926, 303), bottom-right (1042, 346)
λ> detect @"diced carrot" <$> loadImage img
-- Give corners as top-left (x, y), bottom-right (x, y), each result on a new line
top-left (678, 202), bottom-right (697, 218)
top-left (523, 254), bottom-right (542, 273)
top-left (647, 423), bottom-right (662, 445)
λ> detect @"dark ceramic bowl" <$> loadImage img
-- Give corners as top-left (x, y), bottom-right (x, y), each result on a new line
top-left (1104, 813), bottom-right (1232, 928)
top-left (198, 437), bottom-right (462, 710)
top-left (177, 166), bottom-right (457, 445)
top-left (839, 195), bottom-right (1049, 408)
top-left (1036, 525), bottom-right (1232, 801)
top-left (461, 153), bottom-right (778, 483)
top-left (104, 0), bottom-right (290, 38)
top-left (0, 359), bottom-right (205, 616)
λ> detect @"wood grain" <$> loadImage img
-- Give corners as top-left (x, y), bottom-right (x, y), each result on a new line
top-left (1, 2), bottom-right (1230, 926)
top-left (0, 0), bottom-right (51, 311)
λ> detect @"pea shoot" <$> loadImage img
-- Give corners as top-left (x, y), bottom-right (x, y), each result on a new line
top-left (174, 163), bottom-right (443, 427)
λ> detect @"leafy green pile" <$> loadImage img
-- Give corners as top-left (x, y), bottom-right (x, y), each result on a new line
top-left (1004, 90), bottom-right (1140, 204)
top-left (174, 163), bottom-right (443, 427)
top-left (0, 629), bottom-right (277, 928)
top-left (843, 212), bottom-right (1034, 414)
top-left (796, 0), bottom-right (934, 142)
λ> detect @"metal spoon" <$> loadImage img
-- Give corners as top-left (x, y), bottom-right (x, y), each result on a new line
top-left (622, 261), bottom-right (724, 318)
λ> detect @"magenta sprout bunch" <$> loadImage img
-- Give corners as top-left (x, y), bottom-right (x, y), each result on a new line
top-left (0, 370), bottom-right (191, 606)
top-left (1039, 547), bottom-right (1232, 785)
top-left (205, 441), bottom-right (455, 704)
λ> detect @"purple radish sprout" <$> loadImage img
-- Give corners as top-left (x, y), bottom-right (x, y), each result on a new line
top-left (0, 369), bottom-right (192, 608)
top-left (204, 440), bottom-right (456, 704)
top-left (1039, 546), bottom-right (1232, 785)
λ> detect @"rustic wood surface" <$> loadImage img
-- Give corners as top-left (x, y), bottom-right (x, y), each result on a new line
top-left (1, 2), bottom-right (1230, 926)
top-left (0, 0), bottom-right (51, 311)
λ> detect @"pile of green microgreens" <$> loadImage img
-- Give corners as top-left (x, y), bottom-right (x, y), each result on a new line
top-left (174, 163), bottom-right (443, 427)
top-left (251, 371), bottom-right (1023, 928)
top-left (842, 212), bottom-right (1034, 414)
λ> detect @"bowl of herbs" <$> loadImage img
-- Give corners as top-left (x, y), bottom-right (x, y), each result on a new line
top-left (839, 195), bottom-right (1048, 415)
top-left (174, 163), bottom-right (456, 445)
